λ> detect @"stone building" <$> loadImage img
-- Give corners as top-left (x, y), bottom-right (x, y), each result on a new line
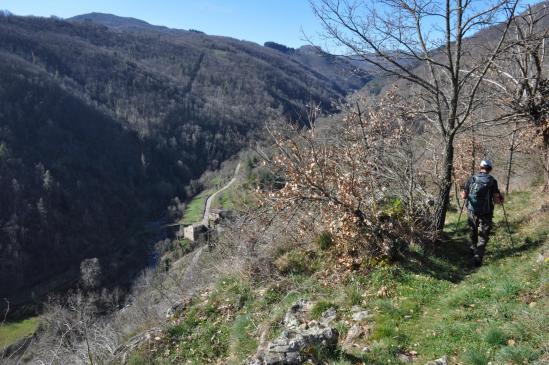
top-left (182, 223), bottom-right (208, 242)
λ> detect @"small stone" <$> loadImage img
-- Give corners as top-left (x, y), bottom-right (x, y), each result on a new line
top-left (263, 352), bottom-right (285, 364)
top-left (351, 310), bottom-right (371, 321)
top-left (350, 305), bottom-right (362, 312)
top-left (425, 355), bottom-right (448, 365)
top-left (361, 346), bottom-right (371, 353)
top-left (397, 353), bottom-right (413, 363)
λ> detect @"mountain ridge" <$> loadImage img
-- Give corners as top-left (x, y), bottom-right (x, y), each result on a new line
top-left (0, 13), bottom-right (372, 306)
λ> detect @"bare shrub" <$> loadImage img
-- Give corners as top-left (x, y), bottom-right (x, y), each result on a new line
top-left (259, 94), bottom-right (433, 265)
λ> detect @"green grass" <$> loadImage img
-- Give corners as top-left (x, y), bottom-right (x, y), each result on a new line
top-left (0, 317), bottom-right (40, 349)
top-left (215, 189), bottom-right (235, 210)
top-left (180, 190), bottom-right (213, 225)
top-left (147, 189), bottom-right (548, 364)
top-left (354, 190), bottom-right (549, 364)
top-left (211, 184), bottom-right (243, 211)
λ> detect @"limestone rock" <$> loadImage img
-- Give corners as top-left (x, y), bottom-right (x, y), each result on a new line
top-left (345, 324), bottom-right (364, 342)
top-left (351, 309), bottom-right (371, 321)
top-left (398, 353), bottom-right (413, 363)
top-left (321, 307), bottom-right (337, 324)
top-left (425, 356), bottom-right (448, 365)
top-left (249, 300), bottom-right (339, 364)
top-left (283, 299), bottom-right (312, 329)
top-left (165, 299), bottom-right (190, 319)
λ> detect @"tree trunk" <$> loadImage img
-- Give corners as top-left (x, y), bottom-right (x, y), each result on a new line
top-left (433, 135), bottom-right (455, 233)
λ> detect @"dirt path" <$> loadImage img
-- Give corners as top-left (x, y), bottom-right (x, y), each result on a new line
top-left (200, 162), bottom-right (241, 226)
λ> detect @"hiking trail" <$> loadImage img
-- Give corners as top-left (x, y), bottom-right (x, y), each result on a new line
top-left (200, 162), bottom-right (241, 226)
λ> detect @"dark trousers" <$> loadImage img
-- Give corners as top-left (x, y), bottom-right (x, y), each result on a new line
top-left (467, 212), bottom-right (493, 264)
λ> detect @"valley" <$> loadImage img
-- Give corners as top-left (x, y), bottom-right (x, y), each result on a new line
top-left (1, 1), bottom-right (548, 364)
top-left (0, 12), bottom-right (373, 309)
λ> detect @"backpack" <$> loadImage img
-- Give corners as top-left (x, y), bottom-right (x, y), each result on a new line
top-left (467, 174), bottom-right (493, 215)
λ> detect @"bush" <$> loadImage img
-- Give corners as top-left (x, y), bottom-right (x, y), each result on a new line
top-left (462, 348), bottom-right (489, 365)
top-left (317, 231), bottom-right (333, 250)
top-left (484, 327), bottom-right (507, 346)
top-left (274, 250), bottom-right (317, 275)
top-left (345, 283), bottom-right (363, 306)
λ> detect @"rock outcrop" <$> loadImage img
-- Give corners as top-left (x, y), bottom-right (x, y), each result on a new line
top-left (248, 300), bottom-right (339, 365)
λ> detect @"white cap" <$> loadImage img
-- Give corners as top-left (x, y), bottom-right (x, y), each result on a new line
top-left (480, 160), bottom-right (493, 168)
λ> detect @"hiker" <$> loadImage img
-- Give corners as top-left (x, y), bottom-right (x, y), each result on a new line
top-left (460, 160), bottom-right (504, 266)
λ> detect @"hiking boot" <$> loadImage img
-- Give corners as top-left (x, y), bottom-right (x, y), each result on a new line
top-left (472, 255), bottom-right (482, 267)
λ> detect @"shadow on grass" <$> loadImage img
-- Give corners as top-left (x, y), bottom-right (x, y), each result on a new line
top-left (400, 220), bottom-right (545, 284)
top-left (401, 233), bottom-right (475, 283)
top-left (489, 235), bottom-right (545, 262)
top-left (321, 348), bottom-right (388, 365)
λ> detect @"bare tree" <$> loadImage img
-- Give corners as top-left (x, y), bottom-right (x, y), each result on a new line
top-left (484, 3), bottom-right (549, 190)
top-left (311, 0), bottom-right (520, 232)
top-left (80, 258), bottom-right (102, 289)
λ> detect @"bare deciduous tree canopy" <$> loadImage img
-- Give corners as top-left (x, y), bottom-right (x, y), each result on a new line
top-left (311, 0), bottom-right (521, 232)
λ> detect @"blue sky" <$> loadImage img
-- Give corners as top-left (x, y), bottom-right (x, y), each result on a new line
top-left (0, 0), bottom-right (322, 48)
top-left (1, 0), bottom-right (542, 50)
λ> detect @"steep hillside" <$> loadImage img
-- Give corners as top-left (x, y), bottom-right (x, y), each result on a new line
top-left (0, 58), bottom-right (149, 302)
top-left (119, 186), bottom-right (549, 365)
top-left (0, 13), bottom-right (371, 305)
top-left (264, 43), bottom-right (372, 91)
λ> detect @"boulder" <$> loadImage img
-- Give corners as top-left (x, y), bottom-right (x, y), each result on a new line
top-left (249, 300), bottom-right (339, 364)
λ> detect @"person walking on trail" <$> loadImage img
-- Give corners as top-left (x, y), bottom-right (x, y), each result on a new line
top-left (460, 160), bottom-right (504, 267)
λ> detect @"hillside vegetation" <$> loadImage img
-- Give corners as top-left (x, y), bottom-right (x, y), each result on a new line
top-left (0, 13), bottom-right (371, 304)
top-left (1, 2), bottom-right (547, 364)
top-left (126, 181), bottom-right (548, 365)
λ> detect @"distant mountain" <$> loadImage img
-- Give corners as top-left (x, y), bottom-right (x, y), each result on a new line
top-left (292, 45), bottom-right (371, 91)
top-left (69, 12), bottom-right (170, 32)
top-left (0, 9), bottom-right (12, 16)
top-left (71, 13), bottom-right (372, 91)
top-left (0, 13), bottom-right (372, 305)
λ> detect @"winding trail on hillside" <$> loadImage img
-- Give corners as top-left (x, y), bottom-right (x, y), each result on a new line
top-left (178, 162), bottom-right (241, 295)
top-left (180, 245), bottom-right (206, 295)
top-left (200, 162), bottom-right (241, 226)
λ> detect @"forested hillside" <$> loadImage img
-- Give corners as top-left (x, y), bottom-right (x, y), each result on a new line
top-left (0, 13), bottom-right (371, 304)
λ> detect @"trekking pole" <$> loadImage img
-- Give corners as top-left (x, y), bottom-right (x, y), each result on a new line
top-left (454, 198), bottom-right (465, 234)
top-left (500, 202), bottom-right (515, 248)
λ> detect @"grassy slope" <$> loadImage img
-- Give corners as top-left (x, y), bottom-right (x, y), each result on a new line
top-left (133, 189), bottom-right (548, 365)
top-left (179, 190), bottom-right (214, 225)
top-left (0, 317), bottom-right (39, 350)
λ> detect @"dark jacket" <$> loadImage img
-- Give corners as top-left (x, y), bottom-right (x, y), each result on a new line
top-left (463, 172), bottom-right (500, 215)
